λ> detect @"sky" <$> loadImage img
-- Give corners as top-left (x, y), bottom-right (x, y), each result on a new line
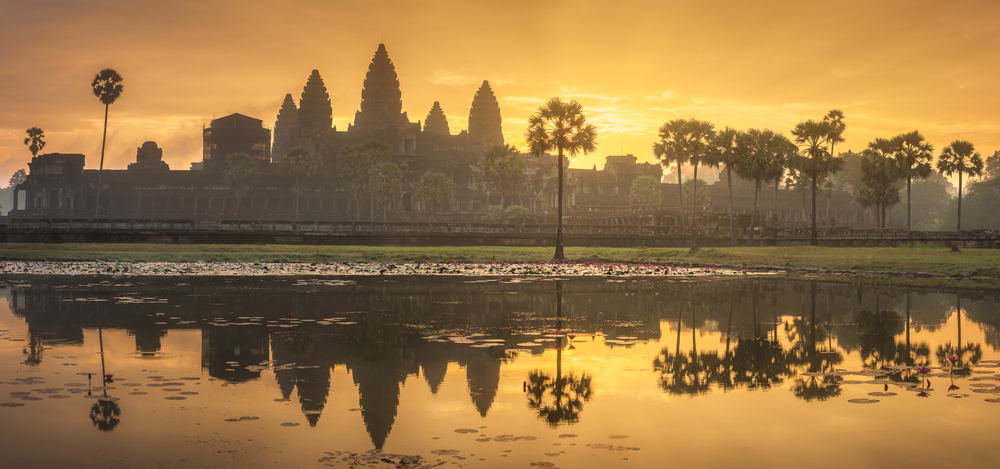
top-left (2, 0), bottom-right (999, 185)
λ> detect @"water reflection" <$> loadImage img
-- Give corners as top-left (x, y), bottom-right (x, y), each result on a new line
top-left (2, 275), bottom-right (999, 453)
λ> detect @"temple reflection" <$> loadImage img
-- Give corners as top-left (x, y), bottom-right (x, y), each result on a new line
top-left (4, 276), bottom-right (999, 448)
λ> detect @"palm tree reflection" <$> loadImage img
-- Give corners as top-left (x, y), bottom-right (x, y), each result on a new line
top-left (526, 369), bottom-right (593, 427)
top-left (89, 400), bottom-right (122, 432)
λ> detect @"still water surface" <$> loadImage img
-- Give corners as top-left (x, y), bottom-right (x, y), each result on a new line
top-left (2, 275), bottom-right (999, 468)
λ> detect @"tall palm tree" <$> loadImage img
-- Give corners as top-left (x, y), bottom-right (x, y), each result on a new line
top-left (92, 68), bottom-right (124, 218)
top-left (891, 131), bottom-right (934, 232)
top-left (654, 119), bottom-right (715, 231)
top-left (734, 129), bottom-right (793, 246)
top-left (791, 119), bottom-right (844, 245)
top-left (525, 98), bottom-right (597, 260)
top-left (823, 110), bottom-right (846, 161)
top-left (936, 140), bottom-right (984, 232)
top-left (23, 127), bottom-right (46, 157)
top-left (705, 127), bottom-right (740, 245)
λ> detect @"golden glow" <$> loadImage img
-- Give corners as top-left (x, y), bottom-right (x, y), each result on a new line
top-left (2, 0), bottom-right (999, 179)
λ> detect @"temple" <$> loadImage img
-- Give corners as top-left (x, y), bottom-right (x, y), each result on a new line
top-left (7, 43), bottom-right (866, 227)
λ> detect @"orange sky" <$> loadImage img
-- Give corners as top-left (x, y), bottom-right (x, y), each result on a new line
top-left (2, 0), bottom-right (998, 183)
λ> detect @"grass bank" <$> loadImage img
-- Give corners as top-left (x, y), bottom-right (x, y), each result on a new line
top-left (1, 243), bottom-right (998, 277)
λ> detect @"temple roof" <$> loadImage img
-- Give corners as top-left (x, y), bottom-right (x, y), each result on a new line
top-left (423, 101), bottom-right (450, 136)
top-left (468, 80), bottom-right (503, 149)
top-left (353, 44), bottom-right (406, 132)
top-left (298, 70), bottom-right (333, 135)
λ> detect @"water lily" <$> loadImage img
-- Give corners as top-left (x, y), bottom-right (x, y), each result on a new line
top-left (916, 366), bottom-right (931, 375)
top-left (949, 356), bottom-right (959, 364)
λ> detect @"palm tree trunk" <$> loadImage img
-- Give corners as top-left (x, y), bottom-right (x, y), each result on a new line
top-left (746, 179), bottom-right (760, 246)
top-left (94, 103), bottom-right (109, 218)
top-left (691, 162), bottom-right (698, 230)
top-left (676, 161), bottom-right (686, 227)
top-left (772, 181), bottom-right (779, 226)
top-left (906, 176), bottom-right (912, 232)
top-left (554, 148), bottom-right (565, 260)
top-left (957, 171), bottom-right (963, 233)
top-left (727, 165), bottom-right (735, 246)
top-left (810, 172), bottom-right (818, 245)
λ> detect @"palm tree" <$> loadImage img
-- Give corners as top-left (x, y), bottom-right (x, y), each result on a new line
top-left (23, 127), bottom-right (45, 157)
top-left (734, 129), bottom-right (793, 246)
top-left (654, 119), bottom-right (715, 231)
top-left (91, 68), bottom-right (124, 218)
top-left (223, 152), bottom-right (259, 221)
top-left (525, 98), bottom-right (597, 260)
top-left (892, 131), bottom-right (934, 232)
top-left (858, 138), bottom-right (903, 228)
top-left (705, 127), bottom-right (740, 245)
top-left (823, 110), bottom-right (846, 161)
top-left (279, 146), bottom-right (317, 224)
top-left (791, 119), bottom-right (845, 245)
top-left (936, 140), bottom-right (984, 232)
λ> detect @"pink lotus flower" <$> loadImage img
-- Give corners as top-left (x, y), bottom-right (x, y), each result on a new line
top-left (949, 384), bottom-right (960, 391)
top-left (948, 356), bottom-right (959, 364)
top-left (568, 334), bottom-right (576, 340)
top-left (917, 366), bottom-right (931, 375)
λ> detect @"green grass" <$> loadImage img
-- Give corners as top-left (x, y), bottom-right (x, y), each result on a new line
top-left (0, 243), bottom-right (998, 278)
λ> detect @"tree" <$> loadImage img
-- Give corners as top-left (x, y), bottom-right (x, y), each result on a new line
top-left (223, 152), bottom-right (259, 220)
top-left (791, 119), bottom-right (845, 245)
top-left (91, 68), bottom-right (124, 218)
top-left (368, 161), bottom-right (402, 221)
top-left (654, 119), bottom-right (716, 231)
top-left (505, 204), bottom-right (530, 228)
top-left (909, 176), bottom-right (953, 230)
top-left (338, 139), bottom-right (391, 221)
top-left (734, 129), bottom-right (794, 246)
top-left (705, 127), bottom-right (740, 245)
top-left (681, 178), bottom-right (712, 209)
top-left (857, 138), bottom-right (903, 228)
top-left (23, 127), bottom-right (45, 157)
top-left (984, 150), bottom-right (1000, 180)
top-left (936, 140), bottom-right (984, 232)
top-left (9, 169), bottom-right (26, 188)
top-left (482, 204), bottom-right (505, 222)
top-left (279, 146), bottom-right (317, 222)
top-left (628, 175), bottom-right (661, 206)
top-left (480, 144), bottom-right (525, 208)
top-left (525, 98), bottom-right (597, 260)
top-left (416, 171), bottom-right (454, 217)
top-left (892, 131), bottom-right (934, 232)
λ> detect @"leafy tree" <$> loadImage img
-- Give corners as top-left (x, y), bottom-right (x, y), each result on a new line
top-left (791, 118), bottom-right (845, 245)
top-left (705, 127), bottom-right (741, 245)
top-left (681, 178), bottom-right (711, 209)
top-left (936, 140), bottom-right (984, 232)
top-left (338, 139), bottom-right (391, 221)
top-left (91, 68), bottom-right (124, 218)
top-left (279, 146), bottom-right (317, 221)
top-left (525, 98), bottom-right (597, 260)
top-left (954, 173), bottom-right (1000, 229)
top-left (734, 129), bottom-right (794, 246)
top-left (416, 171), bottom-right (454, 217)
top-left (526, 370), bottom-right (593, 427)
top-left (368, 161), bottom-right (402, 221)
top-left (909, 176), bottom-right (953, 230)
top-left (89, 400), bottom-right (122, 432)
top-left (9, 169), bottom-right (26, 188)
top-left (984, 150), bottom-right (1000, 180)
top-left (833, 150), bottom-right (865, 195)
top-left (23, 127), bottom-right (45, 157)
top-left (482, 204), bottom-right (505, 222)
top-left (628, 175), bottom-right (661, 206)
top-left (480, 144), bottom-right (525, 208)
top-left (505, 204), bottom-right (530, 228)
top-left (892, 131), bottom-right (934, 231)
top-left (654, 119), bottom-right (716, 230)
top-left (223, 152), bottom-right (259, 219)
top-left (857, 138), bottom-right (903, 228)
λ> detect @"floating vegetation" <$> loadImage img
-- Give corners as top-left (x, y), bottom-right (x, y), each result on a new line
top-left (558, 434), bottom-right (578, 438)
top-left (947, 393), bottom-right (971, 398)
top-left (847, 398), bottom-right (880, 404)
top-left (587, 443), bottom-right (640, 451)
top-left (454, 428), bottom-right (478, 434)
top-left (164, 396), bottom-right (186, 400)
top-left (0, 403), bottom-right (26, 407)
top-left (985, 398), bottom-right (1000, 403)
top-left (430, 450), bottom-right (460, 455)
top-left (280, 422), bottom-right (300, 427)
top-left (868, 392), bottom-right (897, 397)
top-left (607, 435), bottom-right (631, 439)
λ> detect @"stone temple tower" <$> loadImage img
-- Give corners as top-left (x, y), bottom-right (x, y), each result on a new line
top-left (271, 93), bottom-right (299, 163)
top-left (352, 44), bottom-right (408, 133)
top-left (468, 80), bottom-right (503, 150)
top-left (423, 102), bottom-right (449, 136)
top-left (298, 70), bottom-right (333, 138)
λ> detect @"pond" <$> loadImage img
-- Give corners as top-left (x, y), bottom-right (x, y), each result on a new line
top-left (1, 275), bottom-right (999, 468)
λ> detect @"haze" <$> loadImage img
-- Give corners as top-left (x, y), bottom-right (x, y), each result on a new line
top-left (2, 0), bottom-right (998, 180)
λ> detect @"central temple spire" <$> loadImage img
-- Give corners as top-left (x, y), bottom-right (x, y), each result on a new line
top-left (352, 44), bottom-right (406, 132)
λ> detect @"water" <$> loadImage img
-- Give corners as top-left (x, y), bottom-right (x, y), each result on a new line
top-left (1, 275), bottom-right (999, 468)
